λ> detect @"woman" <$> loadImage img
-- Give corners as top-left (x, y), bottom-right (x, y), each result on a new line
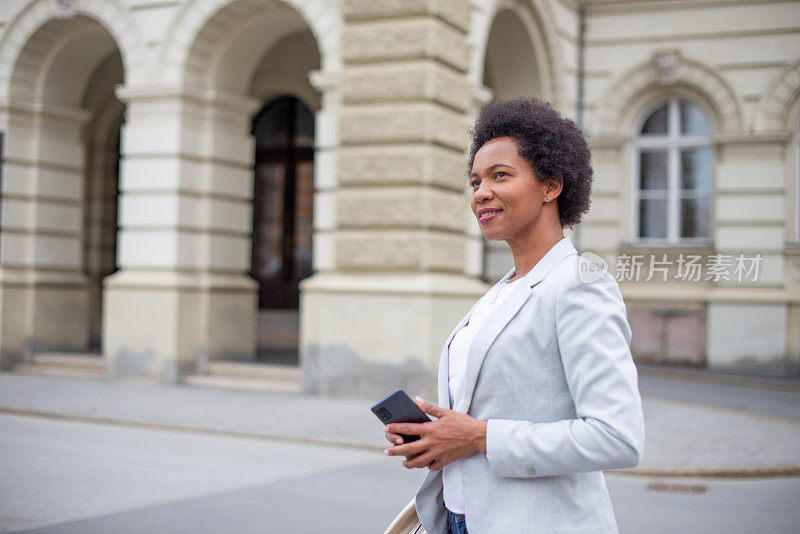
top-left (383, 98), bottom-right (645, 533)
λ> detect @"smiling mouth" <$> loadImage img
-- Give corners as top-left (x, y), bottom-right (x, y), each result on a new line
top-left (478, 209), bottom-right (502, 222)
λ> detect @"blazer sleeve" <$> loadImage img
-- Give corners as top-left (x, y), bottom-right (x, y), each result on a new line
top-left (484, 270), bottom-right (645, 479)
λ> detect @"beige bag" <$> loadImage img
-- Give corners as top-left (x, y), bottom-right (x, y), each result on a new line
top-left (383, 499), bottom-right (428, 534)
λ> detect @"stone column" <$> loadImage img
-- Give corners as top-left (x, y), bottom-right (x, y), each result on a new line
top-left (300, 0), bottom-right (486, 398)
top-left (103, 86), bottom-right (259, 382)
top-left (0, 103), bottom-right (91, 368)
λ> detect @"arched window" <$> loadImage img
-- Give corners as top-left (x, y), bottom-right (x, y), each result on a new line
top-left (250, 96), bottom-right (314, 310)
top-left (634, 99), bottom-right (712, 243)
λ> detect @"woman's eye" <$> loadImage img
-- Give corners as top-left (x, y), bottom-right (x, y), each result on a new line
top-left (469, 180), bottom-right (480, 189)
top-left (495, 171), bottom-right (506, 178)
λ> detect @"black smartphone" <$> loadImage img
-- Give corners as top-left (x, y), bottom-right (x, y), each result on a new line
top-left (371, 389), bottom-right (431, 443)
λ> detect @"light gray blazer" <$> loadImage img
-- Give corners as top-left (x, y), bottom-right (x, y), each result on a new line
top-left (415, 237), bottom-right (645, 533)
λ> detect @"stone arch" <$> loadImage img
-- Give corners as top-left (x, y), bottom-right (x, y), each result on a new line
top-left (755, 57), bottom-right (800, 131)
top-left (593, 51), bottom-right (743, 136)
top-left (470, 0), bottom-right (563, 107)
top-left (0, 0), bottom-right (142, 99)
top-left (159, 0), bottom-right (340, 88)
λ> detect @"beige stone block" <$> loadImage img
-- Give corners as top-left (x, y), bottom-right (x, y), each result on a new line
top-left (337, 187), bottom-right (469, 232)
top-left (37, 132), bottom-right (85, 169)
top-left (342, 61), bottom-right (471, 112)
top-left (35, 201), bottom-right (82, 234)
top-left (314, 190), bottom-right (336, 231)
top-left (715, 194), bottom-right (786, 223)
top-left (716, 147), bottom-right (784, 191)
top-left (339, 103), bottom-right (468, 152)
top-left (203, 235), bottom-right (250, 271)
top-left (312, 231), bottom-right (335, 271)
top-left (120, 157), bottom-right (181, 191)
top-left (207, 198), bottom-right (251, 233)
top-left (715, 225), bottom-right (784, 251)
top-left (119, 194), bottom-right (178, 227)
top-left (0, 271), bottom-right (90, 358)
top-left (342, 18), bottom-right (469, 73)
top-left (33, 167), bottom-right (84, 201)
top-left (31, 285), bottom-right (89, 349)
top-left (1, 199), bottom-right (32, 229)
top-left (577, 223), bottom-right (622, 251)
top-left (104, 270), bottom-right (257, 382)
top-left (335, 230), bottom-right (466, 272)
top-left (299, 270), bottom-right (485, 397)
top-left (206, 163), bottom-right (252, 200)
top-left (0, 234), bottom-right (29, 266)
top-left (0, 283), bottom-right (28, 357)
top-left (342, 0), bottom-right (470, 32)
top-left (589, 150), bottom-right (626, 194)
top-left (34, 235), bottom-right (81, 269)
top-left (337, 144), bottom-right (467, 192)
top-left (582, 194), bottom-right (622, 223)
top-left (118, 230), bottom-right (177, 268)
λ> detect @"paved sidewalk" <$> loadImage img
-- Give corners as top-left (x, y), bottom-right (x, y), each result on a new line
top-left (0, 373), bottom-right (798, 476)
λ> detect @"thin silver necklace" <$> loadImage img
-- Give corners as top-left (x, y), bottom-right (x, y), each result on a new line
top-left (492, 276), bottom-right (518, 304)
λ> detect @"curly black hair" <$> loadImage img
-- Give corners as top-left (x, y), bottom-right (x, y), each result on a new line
top-left (468, 97), bottom-right (593, 229)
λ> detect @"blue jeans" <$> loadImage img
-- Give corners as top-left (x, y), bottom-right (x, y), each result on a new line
top-left (447, 510), bottom-right (468, 534)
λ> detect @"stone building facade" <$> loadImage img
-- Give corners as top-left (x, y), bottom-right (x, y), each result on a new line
top-left (0, 0), bottom-right (797, 396)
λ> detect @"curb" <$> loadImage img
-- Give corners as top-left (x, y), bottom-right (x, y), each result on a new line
top-left (620, 467), bottom-right (800, 478)
top-left (637, 366), bottom-right (800, 392)
top-left (0, 407), bottom-right (382, 453)
top-left (3, 407), bottom-right (798, 479)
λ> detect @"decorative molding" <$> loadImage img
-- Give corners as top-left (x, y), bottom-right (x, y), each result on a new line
top-left (0, 0), bottom-right (143, 101)
top-left (654, 49), bottom-right (679, 86)
top-left (469, 0), bottom-right (564, 107)
top-left (593, 51), bottom-right (743, 136)
top-left (755, 57), bottom-right (800, 131)
top-left (55, 0), bottom-right (76, 19)
top-left (158, 0), bottom-right (341, 89)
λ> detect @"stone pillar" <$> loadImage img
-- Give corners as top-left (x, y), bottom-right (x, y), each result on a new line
top-left (300, 0), bottom-right (486, 398)
top-left (103, 87), bottom-right (258, 383)
top-left (0, 103), bottom-right (91, 369)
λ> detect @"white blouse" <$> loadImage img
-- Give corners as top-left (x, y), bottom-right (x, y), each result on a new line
top-left (442, 274), bottom-right (526, 514)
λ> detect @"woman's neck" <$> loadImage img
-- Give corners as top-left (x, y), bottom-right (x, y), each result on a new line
top-left (506, 224), bottom-right (565, 281)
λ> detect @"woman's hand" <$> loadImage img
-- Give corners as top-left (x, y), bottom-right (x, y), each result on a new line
top-left (383, 397), bottom-right (487, 471)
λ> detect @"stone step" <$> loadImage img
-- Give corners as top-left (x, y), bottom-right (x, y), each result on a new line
top-left (206, 361), bottom-right (302, 381)
top-left (257, 310), bottom-right (299, 349)
top-left (11, 364), bottom-right (105, 380)
top-left (31, 353), bottom-right (104, 370)
top-left (183, 374), bottom-right (303, 394)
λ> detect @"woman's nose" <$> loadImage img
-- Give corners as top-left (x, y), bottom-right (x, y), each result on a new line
top-left (473, 181), bottom-right (493, 201)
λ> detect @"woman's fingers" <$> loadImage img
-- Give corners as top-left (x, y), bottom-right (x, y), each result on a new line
top-left (402, 451), bottom-right (436, 469)
top-left (384, 431), bottom-right (403, 445)
top-left (383, 422), bottom-right (426, 437)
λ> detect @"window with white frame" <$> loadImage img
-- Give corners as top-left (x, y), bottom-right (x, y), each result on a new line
top-left (634, 99), bottom-right (712, 244)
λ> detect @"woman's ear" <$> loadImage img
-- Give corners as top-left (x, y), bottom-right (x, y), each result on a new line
top-left (544, 176), bottom-right (564, 200)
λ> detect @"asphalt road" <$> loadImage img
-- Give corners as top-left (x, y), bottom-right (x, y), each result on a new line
top-left (2, 411), bottom-right (799, 534)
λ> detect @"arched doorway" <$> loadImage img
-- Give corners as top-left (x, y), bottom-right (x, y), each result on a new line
top-left (251, 96), bottom-right (314, 365)
top-left (0, 13), bottom-right (125, 373)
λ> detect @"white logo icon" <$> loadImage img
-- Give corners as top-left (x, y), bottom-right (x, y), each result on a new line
top-left (578, 251), bottom-right (608, 283)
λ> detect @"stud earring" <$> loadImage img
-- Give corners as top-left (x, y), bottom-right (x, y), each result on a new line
top-left (544, 197), bottom-right (550, 203)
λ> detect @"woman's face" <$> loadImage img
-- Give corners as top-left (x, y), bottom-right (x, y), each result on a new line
top-left (470, 136), bottom-right (551, 243)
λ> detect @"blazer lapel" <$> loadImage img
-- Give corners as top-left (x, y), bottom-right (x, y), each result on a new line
top-left (461, 237), bottom-right (578, 413)
top-left (437, 270), bottom-right (515, 409)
